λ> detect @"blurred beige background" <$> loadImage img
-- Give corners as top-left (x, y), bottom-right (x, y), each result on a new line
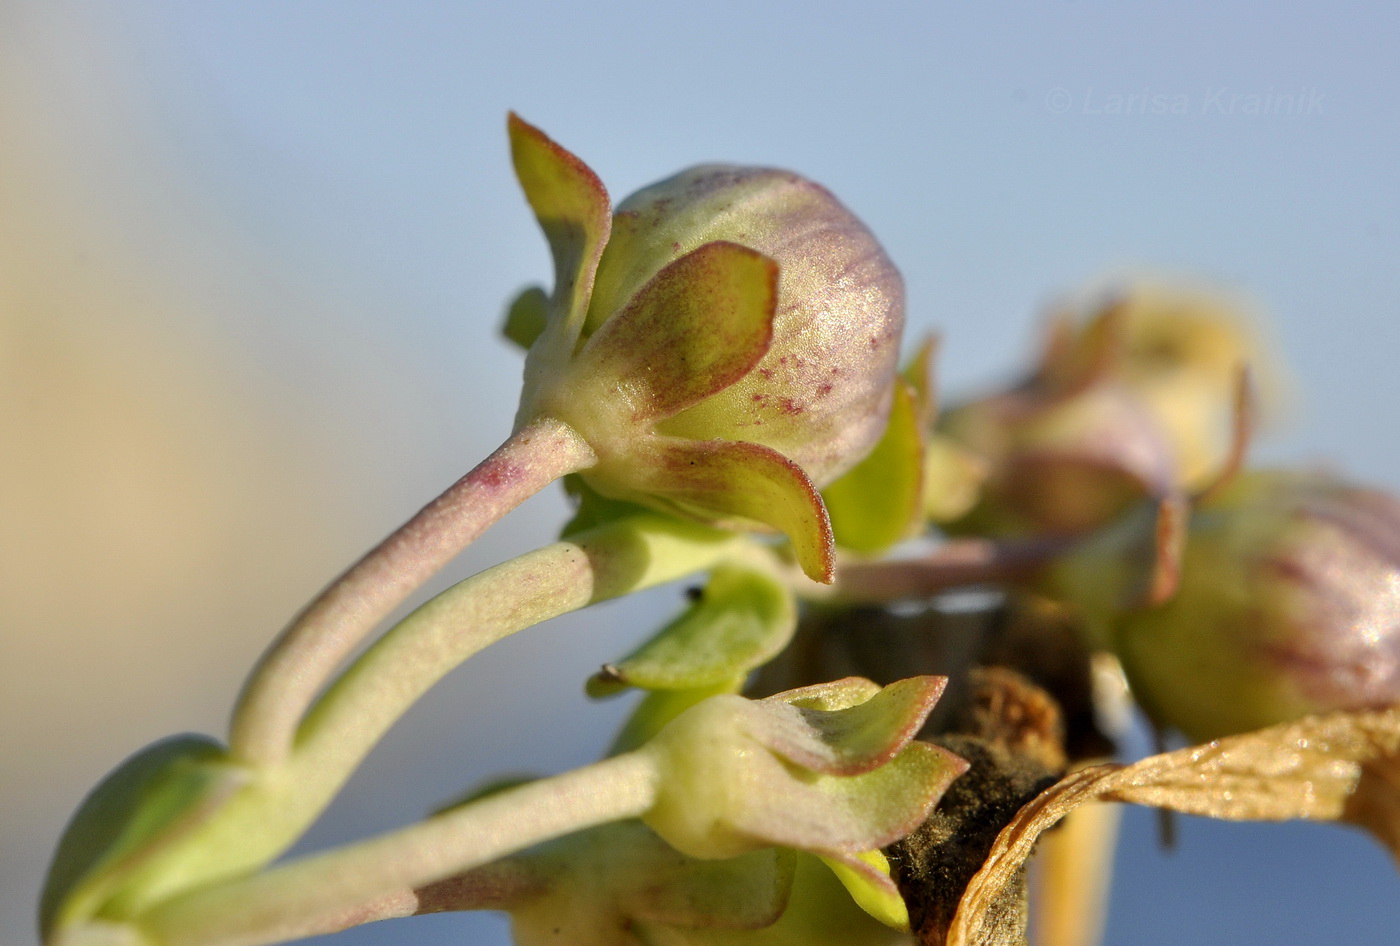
top-left (2, 8), bottom-right (406, 941)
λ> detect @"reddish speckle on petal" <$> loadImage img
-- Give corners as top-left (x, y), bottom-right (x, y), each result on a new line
top-left (759, 367), bottom-right (774, 379)
top-left (780, 398), bottom-right (805, 416)
top-left (869, 336), bottom-right (880, 349)
top-left (816, 383), bottom-right (833, 397)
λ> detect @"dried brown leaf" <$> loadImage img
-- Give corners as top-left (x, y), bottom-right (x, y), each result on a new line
top-left (946, 708), bottom-right (1400, 946)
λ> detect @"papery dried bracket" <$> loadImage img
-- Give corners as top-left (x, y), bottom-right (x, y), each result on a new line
top-left (944, 708), bottom-right (1400, 946)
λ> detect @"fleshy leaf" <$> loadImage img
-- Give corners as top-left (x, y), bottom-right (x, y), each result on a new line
top-left (502, 285), bottom-right (549, 350)
top-left (822, 378), bottom-right (926, 553)
top-left (623, 436), bottom-right (835, 583)
top-left (41, 735), bottom-right (240, 938)
top-left (818, 849), bottom-right (910, 931)
top-left (946, 708), bottom-right (1400, 946)
top-left (507, 113), bottom-right (612, 334)
top-left (587, 563), bottom-right (797, 697)
top-left (569, 241), bottom-right (778, 424)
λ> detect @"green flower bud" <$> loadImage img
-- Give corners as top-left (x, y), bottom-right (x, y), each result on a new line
top-left (639, 677), bottom-right (964, 861)
top-left (505, 115), bottom-right (905, 581)
top-left (40, 735), bottom-right (239, 940)
top-left (1058, 471), bottom-right (1400, 741)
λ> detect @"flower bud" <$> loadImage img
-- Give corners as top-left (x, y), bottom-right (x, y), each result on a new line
top-left (1067, 284), bottom-right (1289, 487)
top-left (639, 677), bottom-right (963, 860)
top-left (939, 363), bottom-right (1178, 538)
top-left (1071, 471), bottom-right (1400, 741)
top-left (939, 283), bottom-right (1287, 538)
top-left (505, 115), bottom-right (905, 580)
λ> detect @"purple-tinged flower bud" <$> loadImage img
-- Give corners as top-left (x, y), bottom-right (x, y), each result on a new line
top-left (505, 115), bottom-right (904, 581)
top-left (939, 338), bottom-right (1178, 537)
top-left (939, 284), bottom-right (1287, 539)
top-left (1069, 471), bottom-right (1400, 741)
top-left (1046, 284), bottom-right (1290, 490)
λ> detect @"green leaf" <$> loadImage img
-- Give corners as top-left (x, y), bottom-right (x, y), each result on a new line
top-left (507, 113), bottom-right (612, 334)
top-left (40, 735), bottom-right (239, 937)
top-left (817, 849), bottom-right (910, 931)
top-left (622, 436), bottom-right (835, 583)
top-left (569, 241), bottom-right (778, 424)
top-left (501, 285), bottom-right (549, 350)
top-left (822, 379), bottom-right (925, 553)
top-left (587, 563), bottom-right (797, 697)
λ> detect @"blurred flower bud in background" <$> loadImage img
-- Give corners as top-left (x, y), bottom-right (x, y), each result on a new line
top-left (937, 281), bottom-right (1290, 539)
top-left (1053, 470), bottom-right (1400, 742)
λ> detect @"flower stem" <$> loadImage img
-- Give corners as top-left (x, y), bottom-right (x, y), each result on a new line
top-left (140, 754), bottom-right (660, 946)
top-left (109, 515), bottom-right (741, 918)
top-left (830, 536), bottom-right (1072, 604)
top-left (229, 416), bottom-right (597, 767)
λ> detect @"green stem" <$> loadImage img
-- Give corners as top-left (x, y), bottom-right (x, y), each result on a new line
top-left (108, 515), bottom-right (741, 918)
top-left (230, 417), bottom-right (597, 767)
top-left (140, 754), bottom-right (660, 946)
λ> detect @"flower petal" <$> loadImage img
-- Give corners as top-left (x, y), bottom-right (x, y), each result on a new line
top-left (571, 241), bottom-right (778, 424)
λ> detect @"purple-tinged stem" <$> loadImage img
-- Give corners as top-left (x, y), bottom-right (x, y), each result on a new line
top-left (831, 536), bottom-right (1073, 604)
top-left (229, 416), bottom-right (596, 767)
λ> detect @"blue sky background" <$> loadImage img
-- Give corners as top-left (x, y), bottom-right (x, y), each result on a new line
top-left (5, 2), bottom-right (1400, 944)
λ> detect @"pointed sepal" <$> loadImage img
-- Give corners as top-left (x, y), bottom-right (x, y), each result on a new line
top-left (642, 677), bottom-right (966, 859)
top-left (822, 378), bottom-right (926, 554)
top-left (587, 562), bottom-right (797, 698)
top-left (501, 285), bottom-right (549, 350)
top-left (570, 241), bottom-right (778, 424)
top-left (618, 436), bottom-right (835, 582)
top-left (507, 113), bottom-right (612, 334)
